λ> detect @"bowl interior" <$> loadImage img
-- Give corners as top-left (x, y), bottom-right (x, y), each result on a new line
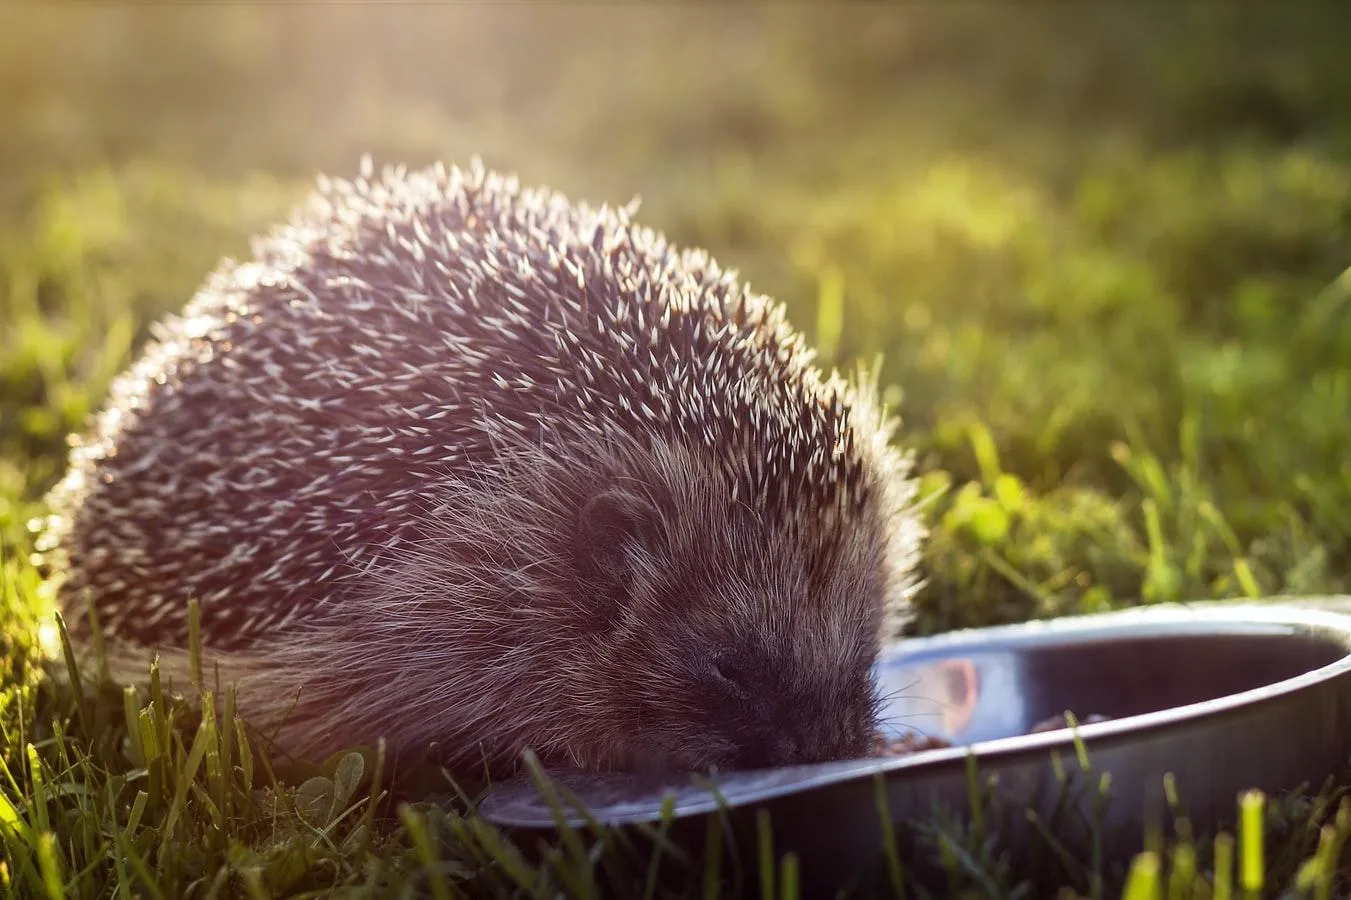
top-left (876, 622), bottom-right (1351, 746)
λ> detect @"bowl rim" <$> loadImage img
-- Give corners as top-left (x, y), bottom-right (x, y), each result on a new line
top-left (480, 599), bottom-right (1351, 826)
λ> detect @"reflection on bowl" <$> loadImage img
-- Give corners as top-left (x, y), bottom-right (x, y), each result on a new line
top-left (876, 656), bottom-right (982, 740)
top-left (874, 610), bottom-right (1348, 747)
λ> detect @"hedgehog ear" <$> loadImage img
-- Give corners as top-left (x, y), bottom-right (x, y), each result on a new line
top-left (574, 489), bottom-right (663, 617)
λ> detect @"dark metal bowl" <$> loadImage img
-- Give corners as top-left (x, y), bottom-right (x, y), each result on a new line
top-left (478, 601), bottom-right (1351, 893)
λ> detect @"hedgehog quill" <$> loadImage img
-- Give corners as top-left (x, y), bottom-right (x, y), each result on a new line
top-left (38, 159), bottom-right (924, 775)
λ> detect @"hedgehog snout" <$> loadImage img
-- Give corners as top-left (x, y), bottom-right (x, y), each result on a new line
top-left (718, 697), bottom-right (858, 769)
top-left (724, 725), bottom-right (804, 769)
top-left (697, 660), bottom-right (834, 769)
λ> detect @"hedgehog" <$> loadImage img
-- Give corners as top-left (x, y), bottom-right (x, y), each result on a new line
top-left (38, 158), bottom-right (924, 775)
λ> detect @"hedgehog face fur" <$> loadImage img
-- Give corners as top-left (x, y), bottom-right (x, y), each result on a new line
top-left (39, 159), bottom-right (923, 775)
top-left (566, 441), bottom-right (894, 771)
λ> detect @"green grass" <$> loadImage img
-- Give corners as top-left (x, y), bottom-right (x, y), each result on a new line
top-left (4, 5), bottom-right (1351, 897)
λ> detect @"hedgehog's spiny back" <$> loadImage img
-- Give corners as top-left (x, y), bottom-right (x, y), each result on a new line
top-left (42, 160), bottom-right (900, 652)
top-left (329, 163), bottom-right (874, 514)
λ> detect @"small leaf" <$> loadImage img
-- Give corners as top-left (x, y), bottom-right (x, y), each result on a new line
top-left (966, 497), bottom-right (1010, 545)
top-left (294, 776), bottom-right (336, 829)
top-left (331, 752), bottom-right (365, 811)
top-left (992, 473), bottom-right (1024, 513)
top-left (1080, 585), bottom-right (1112, 613)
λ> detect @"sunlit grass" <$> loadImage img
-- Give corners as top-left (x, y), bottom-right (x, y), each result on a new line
top-left (5, 597), bottom-right (1347, 898)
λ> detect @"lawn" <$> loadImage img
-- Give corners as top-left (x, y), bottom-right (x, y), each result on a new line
top-left (3, 5), bottom-right (1351, 897)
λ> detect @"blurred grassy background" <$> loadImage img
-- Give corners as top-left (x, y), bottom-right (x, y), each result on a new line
top-left (3, 4), bottom-right (1351, 633)
top-left (5, 6), bottom-right (1351, 897)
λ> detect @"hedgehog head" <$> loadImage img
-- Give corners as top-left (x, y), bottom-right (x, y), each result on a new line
top-left (563, 435), bottom-right (907, 771)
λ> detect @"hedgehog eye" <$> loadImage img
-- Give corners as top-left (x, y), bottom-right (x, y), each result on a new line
top-left (714, 655), bottom-right (747, 688)
top-left (574, 489), bottom-right (662, 620)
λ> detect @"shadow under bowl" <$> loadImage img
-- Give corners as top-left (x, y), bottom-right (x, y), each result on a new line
top-left (478, 601), bottom-right (1351, 892)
